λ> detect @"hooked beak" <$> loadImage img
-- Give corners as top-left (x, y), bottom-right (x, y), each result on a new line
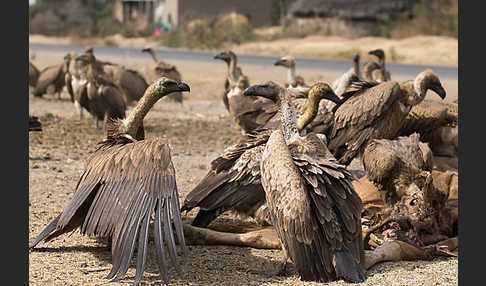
top-left (141, 48), bottom-right (150, 53)
top-left (431, 85), bottom-right (446, 99)
top-left (274, 59), bottom-right (284, 66)
top-left (177, 82), bottom-right (190, 92)
top-left (325, 91), bottom-right (342, 105)
top-left (243, 85), bottom-right (278, 102)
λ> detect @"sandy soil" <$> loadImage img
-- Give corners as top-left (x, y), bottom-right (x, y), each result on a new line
top-left (29, 50), bottom-right (458, 285)
top-left (29, 33), bottom-right (458, 67)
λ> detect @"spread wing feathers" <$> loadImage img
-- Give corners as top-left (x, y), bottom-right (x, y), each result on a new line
top-left (261, 130), bottom-right (364, 282)
top-left (328, 81), bottom-right (401, 164)
top-left (30, 139), bottom-right (187, 284)
top-left (181, 131), bottom-right (270, 226)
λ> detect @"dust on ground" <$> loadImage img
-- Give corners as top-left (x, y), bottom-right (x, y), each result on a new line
top-left (29, 50), bottom-right (458, 285)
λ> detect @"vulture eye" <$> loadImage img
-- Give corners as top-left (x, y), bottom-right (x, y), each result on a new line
top-left (409, 198), bottom-right (417, 206)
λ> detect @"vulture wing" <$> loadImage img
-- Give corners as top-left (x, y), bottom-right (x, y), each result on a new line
top-left (30, 138), bottom-right (187, 285)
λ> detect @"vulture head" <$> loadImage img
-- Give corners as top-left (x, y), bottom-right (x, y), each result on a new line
top-left (213, 50), bottom-right (236, 64)
top-left (274, 55), bottom-right (296, 69)
top-left (155, 77), bottom-right (190, 96)
top-left (353, 53), bottom-right (360, 64)
top-left (242, 80), bottom-right (283, 102)
top-left (415, 69), bottom-right (446, 100)
top-left (141, 47), bottom-right (154, 54)
top-left (368, 49), bottom-right (385, 61)
top-left (307, 82), bottom-right (342, 106)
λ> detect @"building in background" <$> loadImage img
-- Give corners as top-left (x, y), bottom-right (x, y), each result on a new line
top-left (111, 0), bottom-right (273, 31)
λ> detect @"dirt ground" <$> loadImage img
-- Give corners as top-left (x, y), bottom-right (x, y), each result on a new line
top-left (29, 50), bottom-right (458, 285)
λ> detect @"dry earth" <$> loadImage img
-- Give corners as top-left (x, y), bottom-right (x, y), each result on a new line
top-left (29, 49), bottom-right (458, 285)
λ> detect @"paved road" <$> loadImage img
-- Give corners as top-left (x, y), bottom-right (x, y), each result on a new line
top-left (29, 43), bottom-right (458, 80)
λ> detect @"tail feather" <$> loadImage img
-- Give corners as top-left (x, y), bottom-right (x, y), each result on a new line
top-left (333, 250), bottom-right (367, 283)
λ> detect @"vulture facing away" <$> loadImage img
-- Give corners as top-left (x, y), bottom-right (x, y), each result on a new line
top-left (32, 55), bottom-right (70, 99)
top-left (362, 133), bottom-right (434, 206)
top-left (181, 82), bottom-right (342, 228)
top-left (103, 64), bottom-right (149, 106)
top-left (328, 69), bottom-right (446, 166)
top-left (368, 48), bottom-right (392, 82)
top-left (142, 47), bottom-right (184, 103)
top-left (29, 77), bottom-right (191, 285)
top-left (258, 84), bottom-right (365, 282)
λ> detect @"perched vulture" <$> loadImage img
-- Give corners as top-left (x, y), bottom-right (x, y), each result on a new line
top-left (274, 55), bottom-right (307, 88)
top-left (259, 84), bottom-right (366, 282)
top-left (142, 47), bottom-right (183, 103)
top-left (328, 69), bottom-right (446, 166)
top-left (362, 133), bottom-right (434, 206)
top-left (29, 78), bottom-right (191, 285)
top-left (181, 82), bottom-right (342, 229)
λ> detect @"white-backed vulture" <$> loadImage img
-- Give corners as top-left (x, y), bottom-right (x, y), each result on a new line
top-left (214, 50), bottom-right (249, 111)
top-left (75, 54), bottom-right (126, 130)
top-left (29, 78), bottom-right (191, 285)
top-left (32, 56), bottom-right (70, 99)
top-left (368, 49), bottom-right (391, 81)
top-left (29, 115), bottom-right (42, 132)
top-left (29, 61), bottom-right (40, 88)
top-left (258, 84), bottom-right (366, 282)
top-left (362, 133), bottom-right (434, 206)
top-left (328, 69), bottom-right (447, 166)
top-left (181, 82), bottom-right (341, 228)
top-left (274, 55), bottom-right (306, 88)
top-left (331, 53), bottom-right (361, 97)
top-left (398, 99), bottom-right (458, 157)
top-left (141, 47), bottom-right (183, 103)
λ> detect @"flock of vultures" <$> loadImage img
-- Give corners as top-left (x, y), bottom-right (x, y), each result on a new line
top-left (28, 45), bottom-right (458, 285)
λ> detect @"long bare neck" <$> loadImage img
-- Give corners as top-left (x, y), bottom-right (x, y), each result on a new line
top-left (228, 55), bottom-right (238, 82)
top-left (354, 58), bottom-right (360, 76)
top-left (279, 89), bottom-right (299, 141)
top-left (287, 65), bottom-right (296, 85)
top-left (297, 93), bottom-right (320, 130)
top-left (149, 50), bottom-right (158, 63)
top-left (122, 84), bottom-right (161, 137)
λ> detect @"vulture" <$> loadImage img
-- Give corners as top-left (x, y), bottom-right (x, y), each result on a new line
top-left (331, 53), bottom-right (361, 97)
top-left (367, 48), bottom-right (392, 82)
top-left (103, 64), bottom-right (149, 106)
top-left (362, 133), bottom-right (434, 206)
top-left (212, 50), bottom-right (278, 133)
top-left (32, 55), bottom-right (70, 99)
top-left (75, 53), bottom-right (126, 129)
top-left (29, 61), bottom-right (40, 88)
top-left (141, 47), bottom-right (183, 103)
top-left (181, 82), bottom-right (342, 228)
top-left (398, 99), bottom-right (458, 157)
top-left (29, 77), bottom-right (191, 285)
top-left (65, 52), bottom-right (92, 120)
top-left (29, 115), bottom-right (42, 132)
top-left (328, 69), bottom-right (446, 166)
top-left (274, 55), bottom-right (306, 88)
top-left (361, 61), bottom-right (384, 83)
top-left (258, 83), bottom-right (366, 282)
top-left (214, 50), bottom-right (249, 111)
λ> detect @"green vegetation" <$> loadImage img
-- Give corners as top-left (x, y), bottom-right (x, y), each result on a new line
top-left (378, 0), bottom-right (458, 39)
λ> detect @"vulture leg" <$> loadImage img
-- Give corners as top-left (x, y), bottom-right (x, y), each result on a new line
top-left (74, 101), bottom-right (84, 120)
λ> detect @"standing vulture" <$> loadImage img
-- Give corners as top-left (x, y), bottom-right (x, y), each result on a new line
top-left (76, 53), bottom-right (126, 129)
top-left (181, 82), bottom-right (342, 228)
top-left (258, 84), bottom-right (366, 282)
top-left (32, 55), bottom-right (70, 99)
top-left (362, 133), bottom-right (434, 206)
top-left (274, 55), bottom-right (306, 88)
top-left (142, 47), bottom-right (183, 103)
top-left (214, 50), bottom-right (249, 111)
top-left (368, 48), bottom-right (391, 81)
top-left (29, 61), bottom-right (40, 88)
top-left (103, 64), bottom-right (149, 106)
top-left (29, 77), bottom-right (191, 285)
top-left (328, 69), bottom-right (446, 166)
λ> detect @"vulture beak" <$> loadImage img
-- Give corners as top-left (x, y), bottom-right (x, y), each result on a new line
top-left (141, 48), bottom-right (150, 53)
top-left (274, 59), bottom-right (285, 66)
top-left (368, 50), bottom-right (379, 56)
top-left (243, 85), bottom-right (279, 102)
top-left (214, 53), bottom-right (224, 60)
top-left (177, 82), bottom-right (191, 92)
top-left (325, 91), bottom-right (342, 105)
top-left (431, 85), bottom-right (446, 99)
